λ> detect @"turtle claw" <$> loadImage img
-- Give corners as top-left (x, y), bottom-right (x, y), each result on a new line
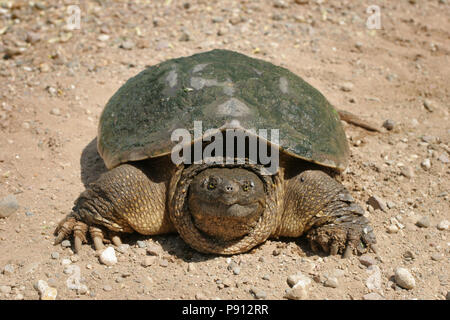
top-left (54, 232), bottom-right (66, 245)
top-left (54, 214), bottom-right (117, 253)
top-left (54, 215), bottom-right (77, 245)
top-left (306, 215), bottom-right (376, 258)
top-left (111, 235), bottom-right (123, 247)
top-left (89, 226), bottom-right (106, 251)
top-left (74, 236), bottom-right (83, 253)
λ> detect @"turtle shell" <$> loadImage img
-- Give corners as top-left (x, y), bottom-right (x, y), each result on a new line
top-left (98, 49), bottom-right (349, 171)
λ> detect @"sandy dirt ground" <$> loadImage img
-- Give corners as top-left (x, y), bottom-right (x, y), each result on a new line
top-left (0, 0), bottom-right (449, 300)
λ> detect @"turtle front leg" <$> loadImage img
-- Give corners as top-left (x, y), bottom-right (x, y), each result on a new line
top-left (277, 170), bottom-right (376, 257)
top-left (54, 163), bottom-right (175, 252)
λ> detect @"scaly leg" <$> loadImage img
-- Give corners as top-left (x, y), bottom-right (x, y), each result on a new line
top-left (276, 170), bottom-right (376, 257)
top-left (54, 163), bottom-right (175, 252)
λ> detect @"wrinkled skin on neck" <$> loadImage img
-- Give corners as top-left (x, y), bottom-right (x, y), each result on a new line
top-left (188, 168), bottom-right (266, 241)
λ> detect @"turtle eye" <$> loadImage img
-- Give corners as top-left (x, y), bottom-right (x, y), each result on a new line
top-left (207, 181), bottom-right (216, 190)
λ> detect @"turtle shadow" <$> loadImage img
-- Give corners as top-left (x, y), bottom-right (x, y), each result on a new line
top-left (116, 232), bottom-right (215, 263)
top-left (80, 137), bottom-right (108, 187)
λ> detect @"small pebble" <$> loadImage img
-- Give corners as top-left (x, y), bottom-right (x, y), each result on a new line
top-left (273, 0), bottom-right (288, 8)
top-left (61, 259), bottom-right (71, 266)
top-left (63, 266), bottom-right (73, 274)
top-left (403, 250), bottom-right (415, 261)
top-left (386, 225), bottom-right (399, 234)
top-left (382, 119), bottom-right (395, 131)
top-left (287, 273), bottom-right (311, 288)
top-left (120, 40), bottom-right (135, 50)
top-left (14, 293), bottom-right (24, 300)
top-left (222, 278), bottom-right (233, 287)
top-left (146, 244), bottom-right (161, 256)
top-left (421, 135), bottom-right (435, 143)
top-left (117, 244), bottom-right (130, 253)
top-left (437, 220), bottom-right (449, 230)
top-left (437, 154), bottom-right (449, 164)
top-left (97, 34), bottom-right (110, 42)
top-left (431, 253), bottom-right (443, 261)
top-left (0, 194), bottom-right (19, 218)
top-left (366, 265), bottom-right (382, 291)
top-left (250, 287), bottom-right (267, 299)
top-left (187, 263), bottom-right (196, 272)
top-left (359, 255), bottom-right (377, 267)
top-left (212, 16), bottom-right (224, 23)
top-left (159, 259), bottom-right (169, 267)
top-left (386, 201), bottom-right (396, 209)
top-left (3, 264), bottom-right (14, 275)
top-left (423, 99), bottom-right (434, 112)
top-left (141, 256), bottom-right (156, 267)
top-left (47, 278), bottom-right (57, 287)
top-left (421, 158), bottom-right (431, 170)
top-left (61, 240), bottom-right (71, 248)
top-left (340, 82), bottom-right (354, 92)
top-left (77, 285), bottom-right (88, 295)
top-left (400, 166), bottom-right (414, 178)
top-left (99, 247), bottom-right (118, 266)
top-left (416, 216), bottom-right (430, 228)
top-left (0, 285), bottom-right (11, 294)
top-left (50, 108), bottom-right (61, 116)
top-left (179, 31), bottom-right (191, 42)
top-left (367, 195), bottom-right (387, 212)
top-left (232, 266), bottom-right (241, 275)
top-left (394, 267), bottom-right (415, 290)
top-left (34, 280), bottom-right (48, 295)
top-left (135, 248), bottom-right (146, 256)
top-left (284, 285), bottom-right (308, 300)
top-left (136, 240), bottom-right (147, 248)
top-left (195, 292), bottom-right (207, 300)
top-left (217, 27), bottom-right (228, 36)
top-left (26, 32), bottom-right (41, 44)
top-left (363, 292), bottom-right (383, 300)
top-left (103, 285), bottom-right (112, 292)
top-left (323, 277), bottom-right (339, 288)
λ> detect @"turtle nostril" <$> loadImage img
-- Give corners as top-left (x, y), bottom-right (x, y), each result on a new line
top-left (224, 185), bottom-right (234, 192)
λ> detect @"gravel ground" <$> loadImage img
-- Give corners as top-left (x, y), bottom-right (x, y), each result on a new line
top-left (0, 0), bottom-right (449, 300)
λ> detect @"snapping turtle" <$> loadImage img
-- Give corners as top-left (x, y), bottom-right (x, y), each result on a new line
top-left (55, 49), bottom-right (376, 256)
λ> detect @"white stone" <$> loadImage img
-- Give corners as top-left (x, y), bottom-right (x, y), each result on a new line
top-left (386, 224), bottom-right (399, 234)
top-left (324, 277), bottom-right (339, 288)
top-left (437, 220), bottom-right (449, 231)
top-left (395, 267), bottom-right (415, 290)
top-left (97, 34), bottom-right (110, 41)
top-left (41, 287), bottom-right (57, 300)
top-left (366, 265), bottom-right (382, 291)
top-left (50, 108), bottom-right (61, 116)
top-left (421, 158), bottom-right (431, 170)
top-left (284, 272), bottom-right (312, 299)
top-left (61, 259), bottom-right (71, 266)
top-left (287, 272), bottom-right (312, 288)
top-left (99, 247), bottom-right (117, 266)
top-left (34, 280), bottom-right (49, 295)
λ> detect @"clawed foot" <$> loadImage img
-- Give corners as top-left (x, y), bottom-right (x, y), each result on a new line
top-left (306, 215), bottom-right (376, 258)
top-left (54, 214), bottom-right (123, 253)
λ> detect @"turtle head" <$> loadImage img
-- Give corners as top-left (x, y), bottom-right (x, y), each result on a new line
top-left (188, 168), bottom-right (266, 241)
